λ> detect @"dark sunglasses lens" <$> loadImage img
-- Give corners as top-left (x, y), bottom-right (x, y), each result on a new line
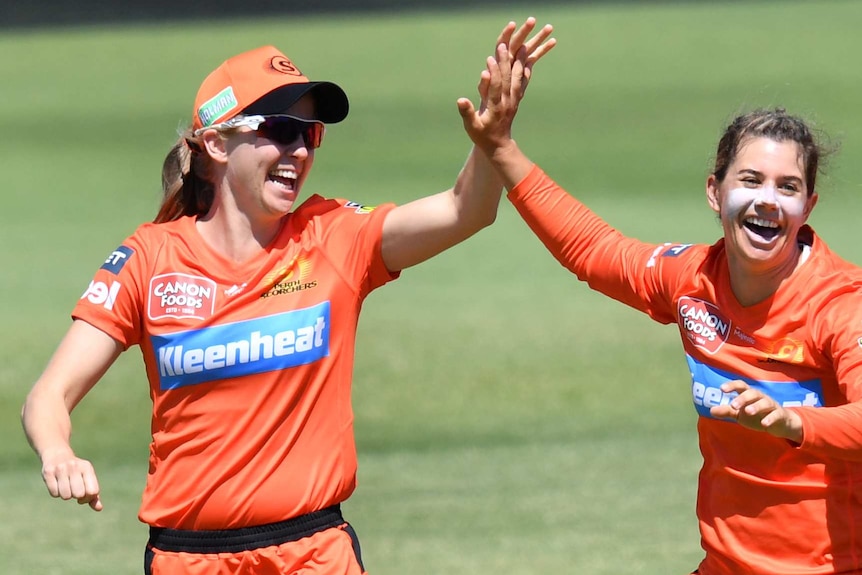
top-left (258, 118), bottom-right (324, 149)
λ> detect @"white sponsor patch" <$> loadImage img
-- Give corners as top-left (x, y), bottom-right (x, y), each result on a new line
top-left (81, 280), bottom-right (121, 311)
top-left (148, 273), bottom-right (216, 321)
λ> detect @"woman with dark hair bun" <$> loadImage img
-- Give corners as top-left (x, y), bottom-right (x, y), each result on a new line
top-left (463, 103), bottom-right (862, 575)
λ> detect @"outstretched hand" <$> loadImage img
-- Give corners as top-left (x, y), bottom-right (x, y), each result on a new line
top-left (457, 17), bottom-right (555, 156)
top-left (710, 380), bottom-right (804, 443)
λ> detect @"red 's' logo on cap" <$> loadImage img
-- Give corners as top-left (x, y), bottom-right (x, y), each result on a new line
top-left (271, 56), bottom-right (302, 76)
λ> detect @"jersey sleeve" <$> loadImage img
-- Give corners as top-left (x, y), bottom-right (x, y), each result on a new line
top-left (70, 233), bottom-right (147, 349)
top-left (794, 288), bottom-right (862, 461)
top-left (507, 164), bottom-right (691, 325)
top-left (302, 198), bottom-right (400, 297)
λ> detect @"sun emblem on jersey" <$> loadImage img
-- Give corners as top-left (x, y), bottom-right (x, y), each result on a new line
top-left (263, 256), bottom-right (306, 286)
top-left (766, 337), bottom-right (804, 364)
top-left (261, 256), bottom-right (318, 298)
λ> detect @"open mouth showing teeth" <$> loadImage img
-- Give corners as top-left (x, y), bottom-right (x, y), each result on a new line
top-left (268, 169), bottom-right (297, 188)
top-left (743, 217), bottom-right (780, 241)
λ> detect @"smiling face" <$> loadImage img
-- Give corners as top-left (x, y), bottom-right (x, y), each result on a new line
top-left (707, 136), bottom-right (818, 276)
top-left (221, 95), bottom-right (318, 220)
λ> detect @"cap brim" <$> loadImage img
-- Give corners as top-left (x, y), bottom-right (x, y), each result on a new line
top-left (242, 82), bottom-right (349, 124)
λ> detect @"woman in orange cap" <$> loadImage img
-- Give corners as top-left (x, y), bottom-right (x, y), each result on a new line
top-left (22, 19), bottom-right (555, 575)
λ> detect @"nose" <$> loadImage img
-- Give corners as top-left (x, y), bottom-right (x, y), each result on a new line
top-left (754, 186), bottom-right (778, 207)
top-left (284, 138), bottom-right (310, 159)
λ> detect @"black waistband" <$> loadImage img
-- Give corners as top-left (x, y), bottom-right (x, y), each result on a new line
top-left (147, 504), bottom-right (344, 554)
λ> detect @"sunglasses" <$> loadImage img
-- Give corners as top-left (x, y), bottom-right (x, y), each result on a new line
top-left (195, 114), bottom-right (325, 149)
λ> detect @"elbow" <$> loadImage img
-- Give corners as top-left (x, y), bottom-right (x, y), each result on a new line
top-left (21, 388), bottom-right (38, 428)
top-left (474, 203), bottom-right (499, 230)
top-left (478, 209), bottom-right (498, 230)
top-left (462, 212), bottom-right (497, 241)
top-left (453, 207), bottom-right (498, 242)
top-left (21, 393), bottom-right (34, 436)
top-left (21, 389), bottom-right (33, 421)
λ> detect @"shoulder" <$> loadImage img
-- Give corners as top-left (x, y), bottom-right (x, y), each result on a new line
top-left (104, 218), bottom-right (192, 270)
top-left (295, 194), bottom-right (390, 214)
top-left (116, 217), bottom-right (189, 246)
top-left (133, 217), bottom-right (189, 239)
top-left (291, 194), bottom-right (395, 226)
top-left (806, 227), bottom-right (861, 277)
top-left (800, 229), bottom-right (862, 315)
top-left (646, 241), bottom-right (711, 270)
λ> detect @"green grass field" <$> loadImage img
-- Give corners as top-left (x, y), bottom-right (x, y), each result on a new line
top-left (3, 0), bottom-right (862, 572)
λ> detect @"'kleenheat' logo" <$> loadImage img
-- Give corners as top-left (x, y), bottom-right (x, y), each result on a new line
top-left (686, 355), bottom-right (823, 419)
top-left (148, 273), bottom-right (216, 321)
top-left (152, 302), bottom-right (330, 390)
top-left (677, 297), bottom-right (730, 355)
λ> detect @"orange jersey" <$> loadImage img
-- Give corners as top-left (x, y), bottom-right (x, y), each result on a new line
top-left (72, 195), bottom-right (398, 530)
top-left (509, 165), bottom-right (862, 575)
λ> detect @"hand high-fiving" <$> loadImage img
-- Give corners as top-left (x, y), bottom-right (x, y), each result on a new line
top-left (457, 17), bottom-right (555, 156)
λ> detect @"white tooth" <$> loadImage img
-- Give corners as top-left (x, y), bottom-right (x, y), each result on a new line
top-left (745, 217), bottom-right (778, 228)
top-left (269, 169), bottom-right (297, 179)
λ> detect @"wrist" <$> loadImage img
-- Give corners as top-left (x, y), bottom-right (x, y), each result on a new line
top-left (781, 409), bottom-right (804, 445)
top-left (38, 445), bottom-right (76, 463)
top-left (486, 138), bottom-right (518, 163)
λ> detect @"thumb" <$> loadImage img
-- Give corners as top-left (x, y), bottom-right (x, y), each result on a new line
top-left (455, 98), bottom-right (484, 141)
top-left (88, 495), bottom-right (103, 512)
top-left (456, 97), bottom-right (476, 120)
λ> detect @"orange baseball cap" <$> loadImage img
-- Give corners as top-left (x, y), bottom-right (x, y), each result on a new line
top-left (192, 45), bottom-right (349, 131)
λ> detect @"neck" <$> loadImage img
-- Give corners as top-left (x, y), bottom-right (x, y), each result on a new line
top-left (726, 245), bottom-right (803, 307)
top-left (196, 208), bottom-right (284, 264)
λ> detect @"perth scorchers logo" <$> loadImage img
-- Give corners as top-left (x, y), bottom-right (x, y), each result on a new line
top-left (261, 256), bottom-right (317, 298)
top-left (677, 297), bottom-right (731, 355)
top-left (148, 273), bottom-right (217, 321)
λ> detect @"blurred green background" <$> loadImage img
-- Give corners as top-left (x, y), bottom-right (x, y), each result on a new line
top-left (3, 0), bottom-right (862, 573)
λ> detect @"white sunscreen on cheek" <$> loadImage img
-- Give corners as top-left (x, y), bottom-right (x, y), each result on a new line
top-left (724, 186), bottom-right (807, 219)
top-left (722, 187), bottom-right (761, 219)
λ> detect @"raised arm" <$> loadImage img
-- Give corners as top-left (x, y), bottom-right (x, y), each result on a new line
top-left (21, 319), bottom-right (124, 511)
top-left (380, 18), bottom-right (555, 272)
top-left (458, 19), bottom-right (554, 192)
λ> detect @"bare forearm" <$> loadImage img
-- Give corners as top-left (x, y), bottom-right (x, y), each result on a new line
top-left (22, 389), bottom-right (75, 461)
top-left (450, 145), bottom-right (504, 231)
top-left (379, 146), bottom-right (505, 271)
top-left (481, 138), bottom-right (535, 191)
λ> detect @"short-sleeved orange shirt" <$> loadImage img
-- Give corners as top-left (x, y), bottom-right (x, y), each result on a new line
top-left (73, 195), bottom-right (398, 530)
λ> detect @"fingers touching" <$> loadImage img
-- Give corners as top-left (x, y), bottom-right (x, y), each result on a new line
top-left (458, 17), bottom-right (555, 151)
top-left (708, 380), bottom-right (803, 443)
